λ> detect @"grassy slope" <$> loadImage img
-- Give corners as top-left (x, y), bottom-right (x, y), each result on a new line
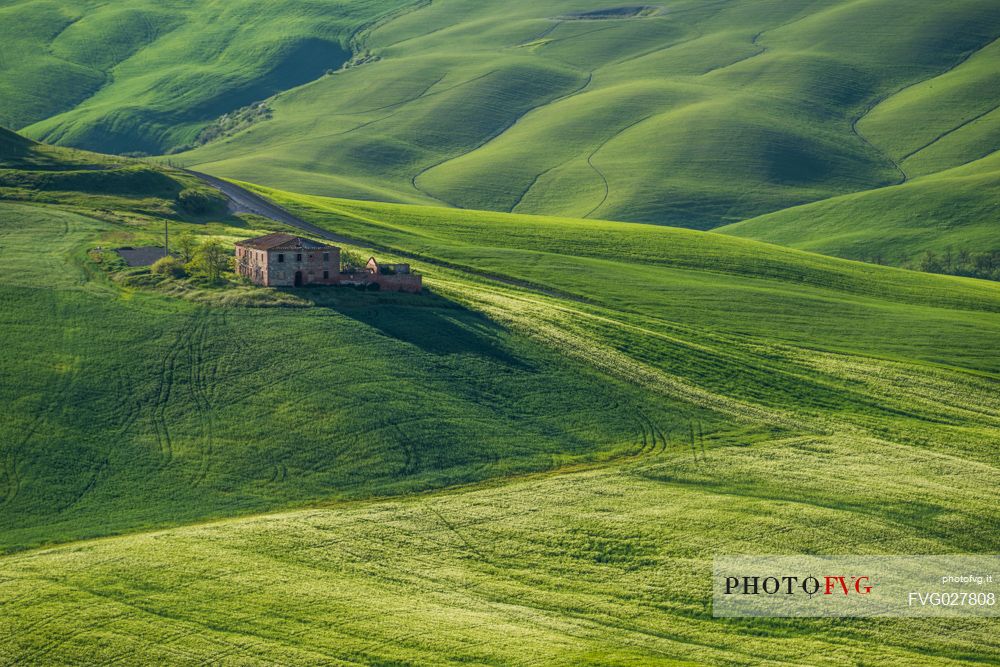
top-left (0, 150), bottom-right (998, 661)
top-left (0, 126), bottom-right (226, 217)
top-left (6, 0), bottom-right (999, 230)
top-left (2, 201), bottom-right (723, 551)
top-left (173, 0), bottom-right (1000, 229)
top-left (859, 35), bottom-right (1000, 179)
top-left (2, 0), bottom-right (417, 154)
top-left (719, 33), bottom-right (1000, 265)
top-left (717, 150), bottom-right (1000, 264)
top-left (3, 438), bottom-right (998, 666)
top-left (249, 185), bottom-right (1000, 371)
top-left (0, 133), bottom-right (730, 550)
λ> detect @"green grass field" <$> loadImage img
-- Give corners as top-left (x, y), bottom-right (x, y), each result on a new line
top-left (0, 127), bottom-right (998, 660)
top-left (0, 1), bottom-right (999, 662)
top-left (4, 439), bottom-right (998, 665)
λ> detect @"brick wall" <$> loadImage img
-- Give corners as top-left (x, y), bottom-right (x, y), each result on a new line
top-left (265, 247), bottom-right (340, 286)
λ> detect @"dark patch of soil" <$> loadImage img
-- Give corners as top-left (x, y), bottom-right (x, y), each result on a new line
top-left (556, 5), bottom-right (662, 20)
top-left (116, 246), bottom-right (173, 267)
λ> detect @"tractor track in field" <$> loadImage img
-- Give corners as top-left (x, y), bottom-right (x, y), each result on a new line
top-left (61, 367), bottom-right (145, 510)
top-left (60, 457), bottom-right (110, 512)
top-left (428, 507), bottom-right (489, 561)
top-left (149, 330), bottom-right (181, 467)
top-left (0, 453), bottom-right (20, 509)
top-left (2, 306), bottom-right (80, 508)
top-left (394, 424), bottom-right (420, 476)
top-left (640, 411), bottom-right (672, 458)
top-left (148, 312), bottom-right (205, 469)
top-left (186, 308), bottom-right (215, 487)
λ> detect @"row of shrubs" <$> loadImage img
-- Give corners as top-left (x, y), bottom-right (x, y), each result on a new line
top-left (912, 248), bottom-right (1000, 282)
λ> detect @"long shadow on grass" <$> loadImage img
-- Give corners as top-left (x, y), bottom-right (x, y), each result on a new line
top-left (284, 286), bottom-right (528, 366)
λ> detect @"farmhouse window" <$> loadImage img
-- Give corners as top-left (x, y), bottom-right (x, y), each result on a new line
top-left (323, 270), bottom-right (329, 279)
top-left (278, 254), bottom-right (284, 263)
top-left (323, 253), bottom-right (329, 262)
top-left (296, 253), bottom-right (302, 262)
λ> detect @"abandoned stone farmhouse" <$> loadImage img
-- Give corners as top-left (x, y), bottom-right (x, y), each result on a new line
top-left (235, 233), bottom-right (422, 293)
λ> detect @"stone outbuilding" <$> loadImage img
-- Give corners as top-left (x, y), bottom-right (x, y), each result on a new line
top-left (365, 257), bottom-right (422, 293)
top-left (235, 233), bottom-right (422, 292)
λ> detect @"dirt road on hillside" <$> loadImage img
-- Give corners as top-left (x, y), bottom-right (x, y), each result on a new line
top-left (187, 170), bottom-right (359, 246)
top-left (187, 169), bottom-right (586, 302)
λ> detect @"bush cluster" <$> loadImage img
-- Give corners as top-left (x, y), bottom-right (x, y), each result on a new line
top-left (196, 101), bottom-right (273, 146)
top-left (147, 233), bottom-right (232, 284)
top-left (177, 188), bottom-right (226, 216)
top-left (151, 255), bottom-right (186, 278)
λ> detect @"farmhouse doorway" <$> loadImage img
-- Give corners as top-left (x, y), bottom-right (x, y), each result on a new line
top-left (294, 271), bottom-right (303, 287)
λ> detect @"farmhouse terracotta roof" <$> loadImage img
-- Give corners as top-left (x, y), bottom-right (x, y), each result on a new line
top-left (236, 233), bottom-right (335, 251)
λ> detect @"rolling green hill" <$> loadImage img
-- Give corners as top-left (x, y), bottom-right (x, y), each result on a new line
top-left (172, 0), bottom-right (1000, 228)
top-left (718, 149), bottom-right (1000, 269)
top-left (4, 0), bottom-right (999, 233)
top-left (0, 126), bottom-right (225, 217)
top-left (0, 125), bottom-right (998, 662)
top-left (4, 439), bottom-right (998, 665)
top-left (0, 0), bottom-right (417, 154)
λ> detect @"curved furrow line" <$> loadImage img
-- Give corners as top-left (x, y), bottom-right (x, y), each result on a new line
top-left (411, 70), bottom-right (593, 203)
top-left (582, 113), bottom-right (656, 219)
top-left (850, 98), bottom-right (909, 185)
top-left (508, 164), bottom-right (557, 213)
top-left (583, 151), bottom-right (610, 219)
top-left (352, 0), bottom-right (434, 54)
top-left (899, 101), bottom-right (1000, 163)
top-left (852, 34), bottom-right (1000, 184)
top-left (324, 73), bottom-right (447, 118)
top-left (595, 0), bottom-right (744, 72)
top-left (699, 29), bottom-right (766, 76)
top-left (517, 18), bottom-right (563, 46)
